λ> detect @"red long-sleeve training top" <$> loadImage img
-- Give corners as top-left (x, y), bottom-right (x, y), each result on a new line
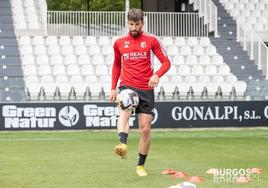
top-left (111, 31), bottom-right (171, 90)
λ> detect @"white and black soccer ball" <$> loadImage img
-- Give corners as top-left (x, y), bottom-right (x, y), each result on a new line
top-left (116, 89), bottom-right (139, 111)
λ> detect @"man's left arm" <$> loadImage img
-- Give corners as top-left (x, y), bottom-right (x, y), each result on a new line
top-left (152, 38), bottom-right (171, 78)
top-left (148, 38), bottom-right (171, 88)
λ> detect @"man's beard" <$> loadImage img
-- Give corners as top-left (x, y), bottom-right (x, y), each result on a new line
top-left (130, 30), bottom-right (139, 38)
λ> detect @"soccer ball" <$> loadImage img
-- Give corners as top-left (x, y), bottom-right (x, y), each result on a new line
top-left (116, 89), bottom-right (139, 111)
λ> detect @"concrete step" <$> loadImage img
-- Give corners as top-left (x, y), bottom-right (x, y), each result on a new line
top-left (0, 1), bottom-right (11, 8)
top-left (0, 8), bottom-right (12, 15)
top-left (0, 47), bottom-right (20, 55)
top-left (218, 32), bottom-right (236, 39)
top-left (218, 25), bottom-right (237, 32)
top-left (0, 88), bottom-right (26, 102)
top-left (218, 18), bottom-right (236, 25)
top-left (0, 57), bottom-right (22, 65)
top-left (0, 23), bottom-right (15, 31)
top-left (0, 31), bottom-right (16, 37)
top-left (0, 16), bottom-right (13, 22)
top-left (0, 37), bottom-right (19, 46)
top-left (0, 66), bottom-right (23, 76)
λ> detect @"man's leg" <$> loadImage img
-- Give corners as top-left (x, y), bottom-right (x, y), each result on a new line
top-left (114, 110), bottom-right (132, 159)
top-left (136, 113), bottom-right (153, 176)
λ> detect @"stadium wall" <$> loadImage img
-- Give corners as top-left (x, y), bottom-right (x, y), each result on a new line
top-left (0, 101), bottom-right (268, 130)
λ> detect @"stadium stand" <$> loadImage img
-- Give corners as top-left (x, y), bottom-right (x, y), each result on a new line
top-left (3, 0), bottom-right (268, 102)
top-left (209, 0), bottom-right (268, 100)
top-left (18, 35), bottom-right (247, 101)
top-left (0, 0), bottom-right (25, 102)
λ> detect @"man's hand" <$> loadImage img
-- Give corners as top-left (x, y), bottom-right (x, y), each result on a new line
top-left (148, 74), bottom-right (160, 88)
top-left (109, 90), bottom-right (116, 102)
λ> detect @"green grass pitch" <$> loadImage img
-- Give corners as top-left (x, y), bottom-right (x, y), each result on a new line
top-left (0, 129), bottom-right (267, 188)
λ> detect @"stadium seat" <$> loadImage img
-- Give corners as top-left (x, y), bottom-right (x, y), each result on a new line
top-left (21, 54), bottom-right (35, 65)
top-left (62, 45), bottom-right (74, 55)
top-left (193, 46), bottom-right (204, 56)
top-left (233, 81), bottom-right (247, 96)
top-left (88, 45), bottom-right (101, 56)
top-left (81, 65), bottom-right (94, 76)
top-left (102, 45), bottom-right (113, 56)
top-left (212, 75), bottom-right (225, 83)
top-left (199, 55), bottom-right (211, 65)
top-left (19, 36), bottom-right (31, 45)
top-left (64, 54), bottom-right (77, 65)
top-left (73, 36), bottom-right (84, 46)
top-left (67, 65), bottom-right (80, 76)
top-left (187, 37), bottom-right (198, 46)
top-left (191, 64), bottom-right (204, 75)
top-left (105, 54), bottom-right (114, 65)
top-left (75, 45), bottom-right (87, 55)
top-left (20, 45), bottom-right (33, 55)
top-left (211, 55), bottom-right (224, 65)
top-left (59, 36), bottom-right (71, 46)
top-left (41, 75), bottom-right (54, 83)
top-left (38, 65), bottom-right (51, 76)
top-left (178, 64), bottom-right (190, 76)
top-left (52, 65), bottom-right (66, 76)
top-left (48, 45), bottom-right (60, 55)
top-left (218, 64), bottom-right (231, 76)
top-left (173, 55), bottom-right (185, 65)
top-left (174, 37), bottom-right (186, 46)
top-left (199, 37), bottom-right (211, 46)
top-left (92, 54), bottom-right (105, 65)
top-left (46, 36), bottom-right (58, 46)
top-left (36, 54), bottom-right (49, 65)
top-left (85, 36), bottom-right (97, 46)
top-left (162, 37), bottom-right (173, 47)
top-left (32, 36), bottom-right (45, 46)
top-left (185, 75), bottom-right (197, 83)
top-left (205, 46), bottom-right (217, 56)
top-left (95, 65), bottom-right (108, 76)
top-left (70, 75), bottom-right (83, 83)
top-left (186, 55), bottom-right (198, 65)
top-left (34, 45), bottom-right (47, 55)
top-left (23, 65), bottom-right (37, 76)
top-left (51, 54), bottom-right (63, 65)
top-left (167, 46), bottom-right (179, 56)
top-left (180, 46), bottom-right (192, 56)
top-left (78, 55), bottom-right (91, 65)
top-left (84, 75), bottom-right (98, 82)
top-left (98, 36), bottom-right (110, 46)
top-left (205, 64), bottom-right (218, 75)
top-left (55, 75), bottom-right (69, 83)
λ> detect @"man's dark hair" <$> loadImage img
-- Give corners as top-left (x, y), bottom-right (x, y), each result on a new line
top-left (127, 8), bottom-right (144, 22)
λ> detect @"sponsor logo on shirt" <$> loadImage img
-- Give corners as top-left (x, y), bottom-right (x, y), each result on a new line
top-left (124, 41), bottom-right (130, 48)
top-left (122, 52), bottom-right (148, 60)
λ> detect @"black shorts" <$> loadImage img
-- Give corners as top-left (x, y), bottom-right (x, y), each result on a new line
top-left (119, 85), bottom-right (155, 116)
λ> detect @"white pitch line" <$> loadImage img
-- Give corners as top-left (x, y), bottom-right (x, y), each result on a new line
top-left (0, 138), bottom-right (76, 141)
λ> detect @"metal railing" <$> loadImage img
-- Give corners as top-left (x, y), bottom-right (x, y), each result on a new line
top-left (47, 11), bottom-right (209, 37)
top-left (237, 24), bottom-right (268, 79)
top-left (144, 12), bottom-right (208, 37)
top-left (47, 11), bottom-right (126, 36)
top-left (192, 0), bottom-right (218, 37)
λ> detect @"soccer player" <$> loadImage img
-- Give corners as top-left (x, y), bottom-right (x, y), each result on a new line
top-left (109, 8), bottom-right (171, 176)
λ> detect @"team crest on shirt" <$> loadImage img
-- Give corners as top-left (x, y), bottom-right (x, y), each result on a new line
top-left (124, 41), bottom-right (130, 48)
top-left (140, 41), bottom-right (146, 48)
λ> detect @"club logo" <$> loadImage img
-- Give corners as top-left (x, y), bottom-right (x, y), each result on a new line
top-left (140, 41), bottom-right (146, 48)
top-left (58, 106), bottom-right (79, 127)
